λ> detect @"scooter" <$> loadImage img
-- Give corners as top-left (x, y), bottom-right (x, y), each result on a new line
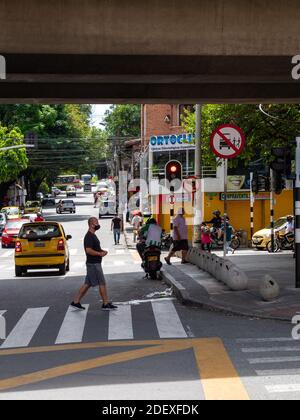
top-left (210, 228), bottom-right (241, 250)
top-left (142, 245), bottom-right (163, 280)
top-left (161, 230), bottom-right (173, 251)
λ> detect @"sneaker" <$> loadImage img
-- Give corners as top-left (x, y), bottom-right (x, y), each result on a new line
top-left (70, 302), bottom-right (86, 310)
top-left (102, 302), bottom-right (118, 311)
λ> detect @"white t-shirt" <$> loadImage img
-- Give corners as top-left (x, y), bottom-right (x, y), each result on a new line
top-left (132, 215), bottom-right (142, 229)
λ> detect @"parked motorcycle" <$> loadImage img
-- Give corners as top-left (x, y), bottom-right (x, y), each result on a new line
top-left (161, 230), bottom-right (173, 251)
top-left (210, 228), bottom-right (242, 250)
top-left (142, 245), bottom-right (163, 280)
top-left (267, 232), bottom-right (294, 253)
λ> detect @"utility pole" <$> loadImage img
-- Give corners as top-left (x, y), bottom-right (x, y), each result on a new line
top-left (193, 104), bottom-right (202, 245)
top-left (270, 168), bottom-right (275, 253)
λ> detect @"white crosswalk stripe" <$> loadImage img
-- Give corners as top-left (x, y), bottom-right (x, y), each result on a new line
top-left (1, 307), bottom-right (49, 349)
top-left (0, 250), bottom-right (14, 258)
top-left (108, 305), bottom-right (133, 340)
top-left (151, 300), bottom-right (187, 338)
top-left (0, 300), bottom-right (188, 348)
top-left (55, 304), bottom-right (89, 344)
top-left (69, 249), bottom-right (78, 256)
top-left (236, 336), bottom-right (300, 398)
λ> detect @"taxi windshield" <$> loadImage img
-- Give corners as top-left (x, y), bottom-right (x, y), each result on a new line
top-left (6, 208), bottom-right (19, 215)
top-left (19, 224), bottom-right (61, 240)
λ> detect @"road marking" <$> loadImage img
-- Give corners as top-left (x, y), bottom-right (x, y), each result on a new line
top-left (1, 308), bottom-right (49, 349)
top-left (0, 338), bottom-right (249, 400)
top-left (193, 338), bottom-right (250, 400)
top-left (242, 346), bottom-right (300, 353)
top-left (1, 250), bottom-right (14, 258)
top-left (69, 249), bottom-right (78, 256)
top-left (130, 251), bottom-right (141, 262)
top-left (151, 300), bottom-right (187, 338)
top-left (112, 261), bottom-right (126, 266)
top-left (55, 305), bottom-right (89, 344)
top-left (115, 250), bottom-right (125, 255)
top-left (108, 306), bottom-right (133, 340)
top-left (256, 368), bottom-right (300, 376)
top-left (72, 262), bottom-right (83, 269)
top-left (248, 356), bottom-right (300, 364)
top-left (266, 384), bottom-right (300, 394)
top-left (237, 337), bottom-right (294, 343)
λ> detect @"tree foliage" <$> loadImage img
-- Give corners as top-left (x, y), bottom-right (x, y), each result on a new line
top-left (182, 104), bottom-right (300, 168)
top-left (103, 105), bottom-right (141, 138)
top-left (0, 126), bottom-right (28, 183)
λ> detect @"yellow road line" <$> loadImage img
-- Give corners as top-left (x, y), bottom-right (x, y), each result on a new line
top-left (130, 250), bottom-right (141, 262)
top-left (0, 338), bottom-right (250, 399)
top-left (0, 342), bottom-right (191, 392)
top-left (193, 338), bottom-right (250, 401)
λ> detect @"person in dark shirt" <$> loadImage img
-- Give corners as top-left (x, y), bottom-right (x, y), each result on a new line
top-left (71, 217), bottom-right (118, 311)
top-left (111, 215), bottom-right (123, 245)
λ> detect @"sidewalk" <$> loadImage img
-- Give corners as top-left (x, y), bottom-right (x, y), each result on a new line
top-left (124, 223), bottom-right (300, 321)
top-left (163, 251), bottom-right (300, 322)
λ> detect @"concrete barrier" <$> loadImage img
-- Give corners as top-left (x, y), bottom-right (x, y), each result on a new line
top-left (185, 247), bottom-right (249, 291)
top-left (259, 275), bottom-right (280, 301)
top-left (221, 260), bottom-right (235, 285)
top-left (227, 266), bottom-right (248, 291)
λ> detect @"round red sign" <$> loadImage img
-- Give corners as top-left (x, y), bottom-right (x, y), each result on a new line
top-left (210, 124), bottom-right (245, 159)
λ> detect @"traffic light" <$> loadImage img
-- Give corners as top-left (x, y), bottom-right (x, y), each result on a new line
top-left (165, 160), bottom-right (182, 183)
top-left (270, 147), bottom-right (292, 178)
top-left (273, 171), bottom-right (286, 195)
top-left (251, 173), bottom-right (271, 194)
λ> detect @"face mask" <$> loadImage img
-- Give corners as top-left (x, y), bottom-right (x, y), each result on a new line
top-left (94, 225), bottom-right (100, 231)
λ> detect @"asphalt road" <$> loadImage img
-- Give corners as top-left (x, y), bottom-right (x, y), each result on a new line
top-left (0, 192), bottom-right (298, 400)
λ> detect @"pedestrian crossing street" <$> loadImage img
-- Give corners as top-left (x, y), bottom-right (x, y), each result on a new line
top-left (0, 248), bottom-right (143, 278)
top-left (0, 299), bottom-right (189, 349)
top-left (235, 336), bottom-right (300, 399)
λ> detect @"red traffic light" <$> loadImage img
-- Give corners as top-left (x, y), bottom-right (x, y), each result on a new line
top-left (165, 160), bottom-right (182, 182)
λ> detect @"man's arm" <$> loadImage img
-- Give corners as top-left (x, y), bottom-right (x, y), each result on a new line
top-left (86, 247), bottom-right (107, 257)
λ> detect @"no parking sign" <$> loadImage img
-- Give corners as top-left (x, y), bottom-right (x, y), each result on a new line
top-left (210, 124), bottom-right (245, 159)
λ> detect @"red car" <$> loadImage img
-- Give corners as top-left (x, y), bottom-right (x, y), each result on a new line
top-left (1, 219), bottom-right (28, 248)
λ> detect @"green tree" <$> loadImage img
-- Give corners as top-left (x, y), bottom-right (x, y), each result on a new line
top-left (0, 126), bottom-right (28, 183)
top-left (182, 104), bottom-right (300, 168)
top-left (103, 105), bottom-right (141, 138)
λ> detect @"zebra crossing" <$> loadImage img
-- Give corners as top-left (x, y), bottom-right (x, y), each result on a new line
top-left (0, 299), bottom-right (189, 349)
top-left (236, 336), bottom-right (300, 399)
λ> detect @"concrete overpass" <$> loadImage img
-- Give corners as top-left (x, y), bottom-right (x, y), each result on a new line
top-left (1, 0), bottom-right (300, 103)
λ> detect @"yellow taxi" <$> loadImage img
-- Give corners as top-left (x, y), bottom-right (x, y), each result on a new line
top-left (1, 206), bottom-right (20, 220)
top-left (14, 222), bottom-right (71, 277)
top-left (252, 216), bottom-right (289, 249)
top-left (24, 201), bottom-right (42, 215)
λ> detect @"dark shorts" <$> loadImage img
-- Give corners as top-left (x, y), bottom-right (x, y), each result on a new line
top-left (85, 263), bottom-right (106, 287)
top-left (172, 240), bottom-right (189, 252)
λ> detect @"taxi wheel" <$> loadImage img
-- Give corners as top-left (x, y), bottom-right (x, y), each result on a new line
top-left (15, 266), bottom-right (23, 277)
top-left (59, 263), bottom-right (66, 275)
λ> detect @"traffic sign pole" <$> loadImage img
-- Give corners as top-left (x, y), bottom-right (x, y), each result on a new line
top-left (223, 159), bottom-right (228, 258)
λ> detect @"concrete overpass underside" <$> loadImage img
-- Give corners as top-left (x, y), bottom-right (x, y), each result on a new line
top-left (1, 0), bottom-right (300, 104)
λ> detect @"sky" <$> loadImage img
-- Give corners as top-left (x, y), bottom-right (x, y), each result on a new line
top-left (90, 104), bottom-right (112, 127)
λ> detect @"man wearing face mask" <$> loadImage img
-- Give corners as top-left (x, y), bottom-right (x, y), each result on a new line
top-left (71, 217), bottom-right (118, 311)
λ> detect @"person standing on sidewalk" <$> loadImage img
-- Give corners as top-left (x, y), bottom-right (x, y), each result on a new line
top-left (201, 222), bottom-right (212, 252)
top-left (111, 214), bottom-right (123, 245)
top-left (165, 208), bottom-right (189, 265)
top-left (222, 219), bottom-right (235, 254)
top-left (132, 212), bottom-right (143, 243)
top-left (71, 217), bottom-right (118, 311)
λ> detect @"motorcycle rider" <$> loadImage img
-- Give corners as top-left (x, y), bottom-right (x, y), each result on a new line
top-left (136, 218), bottom-right (162, 260)
top-left (276, 215), bottom-right (294, 242)
top-left (205, 210), bottom-right (223, 242)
